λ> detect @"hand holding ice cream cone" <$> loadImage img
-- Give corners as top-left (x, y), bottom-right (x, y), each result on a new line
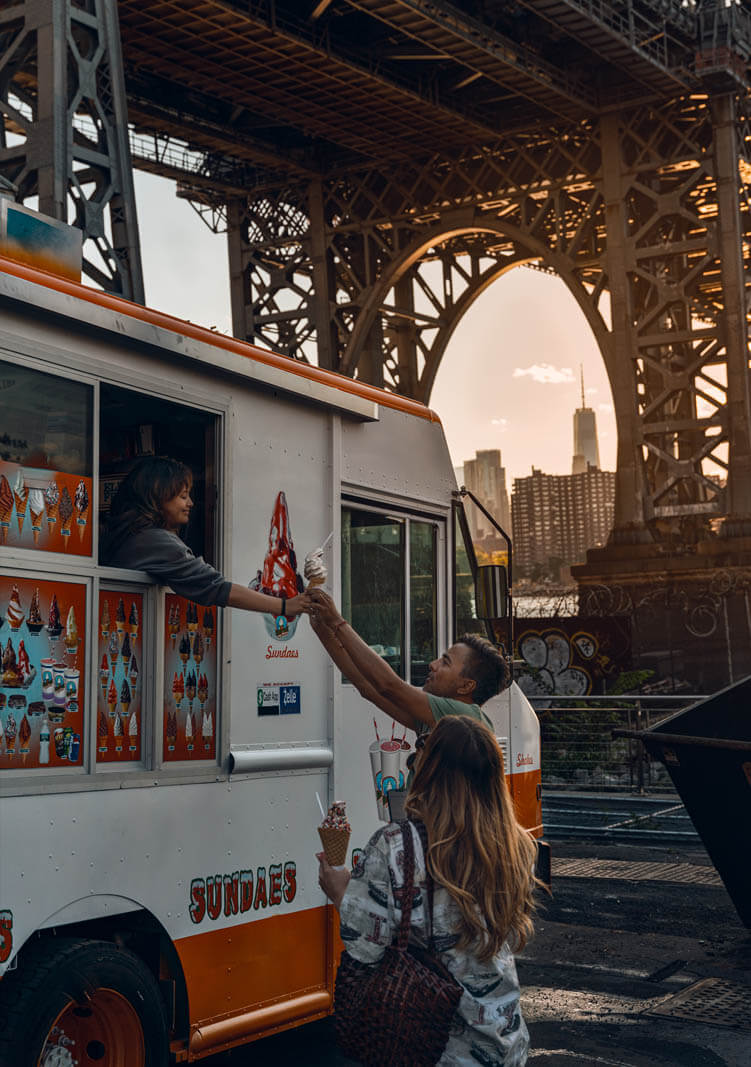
top-left (317, 799), bottom-right (351, 868)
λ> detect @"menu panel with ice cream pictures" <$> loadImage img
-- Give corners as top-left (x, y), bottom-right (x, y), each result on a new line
top-left (97, 591), bottom-right (143, 763)
top-left (163, 594), bottom-right (217, 762)
top-left (0, 463), bottom-right (93, 557)
top-left (0, 575), bottom-right (86, 771)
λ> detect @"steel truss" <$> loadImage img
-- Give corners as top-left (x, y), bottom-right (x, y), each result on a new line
top-left (0, 0), bottom-right (143, 299)
top-left (227, 91), bottom-right (751, 539)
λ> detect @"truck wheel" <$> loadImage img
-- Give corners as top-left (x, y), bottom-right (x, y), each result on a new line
top-left (0, 937), bottom-right (169, 1067)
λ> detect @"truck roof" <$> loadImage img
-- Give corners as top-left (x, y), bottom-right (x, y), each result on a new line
top-left (0, 255), bottom-right (441, 425)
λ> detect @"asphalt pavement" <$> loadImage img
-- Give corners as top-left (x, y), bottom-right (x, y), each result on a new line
top-left (207, 835), bottom-right (751, 1066)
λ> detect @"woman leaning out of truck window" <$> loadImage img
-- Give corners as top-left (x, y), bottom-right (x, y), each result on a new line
top-left (101, 455), bottom-right (309, 618)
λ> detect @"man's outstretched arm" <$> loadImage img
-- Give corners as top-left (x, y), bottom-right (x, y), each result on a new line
top-left (308, 590), bottom-right (434, 730)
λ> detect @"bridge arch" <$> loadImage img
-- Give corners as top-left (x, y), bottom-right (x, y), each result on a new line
top-left (340, 216), bottom-right (613, 409)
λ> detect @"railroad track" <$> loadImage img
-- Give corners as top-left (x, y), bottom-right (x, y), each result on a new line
top-left (542, 792), bottom-right (699, 844)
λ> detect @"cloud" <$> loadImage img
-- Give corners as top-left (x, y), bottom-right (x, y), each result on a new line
top-left (598, 403), bottom-right (614, 414)
top-left (512, 363), bottom-right (575, 384)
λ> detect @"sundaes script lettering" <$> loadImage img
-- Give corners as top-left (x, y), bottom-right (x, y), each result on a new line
top-left (266, 645), bottom-right (299, 659)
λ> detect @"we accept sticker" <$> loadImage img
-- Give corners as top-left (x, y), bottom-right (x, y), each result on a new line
top-left (257, 682), bottom-right (301, 716)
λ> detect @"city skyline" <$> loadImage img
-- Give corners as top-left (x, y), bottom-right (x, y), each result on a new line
top-left (134, 171), bottom-right (617, 484)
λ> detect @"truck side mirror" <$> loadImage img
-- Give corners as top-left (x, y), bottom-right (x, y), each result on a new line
top-left (475, 564), bottom-right (508, 620)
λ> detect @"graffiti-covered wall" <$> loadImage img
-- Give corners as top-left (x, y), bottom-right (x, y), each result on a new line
top-left (514, 617), bottom-right (631, 700)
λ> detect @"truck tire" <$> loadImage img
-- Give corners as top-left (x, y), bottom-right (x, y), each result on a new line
top-left (0, 937), bottom-right (169, 1067)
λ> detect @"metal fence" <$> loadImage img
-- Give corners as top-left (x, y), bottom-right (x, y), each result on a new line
top-left (529, 694), bottom-right (703, 794)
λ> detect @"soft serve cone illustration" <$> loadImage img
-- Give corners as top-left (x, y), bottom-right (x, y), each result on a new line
top-left (250, 491), bottom-right (304, 640)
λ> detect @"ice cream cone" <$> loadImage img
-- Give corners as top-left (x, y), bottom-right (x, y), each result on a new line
top-left (108, 699), bottom-right (117, 717)
top-left (61, 520), bottom-right (72, 549)
top-left (14, 493), bottom-right (28, 533)
top-left (30, 509), bottom-right (43, 545)
top-left (77, 507), bottom-right (88, 542)
top-left (46, 503), bottom-right (58, 531)
top-left (307, 576), bottom-right (326, 588)
top-left (317, 827), bottom-right (351, 867)
top-left (0, 516), bottom-right (10, 545)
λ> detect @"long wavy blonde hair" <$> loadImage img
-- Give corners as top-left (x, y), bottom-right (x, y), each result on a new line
top-left (405, 715), bottom-right (538, 962)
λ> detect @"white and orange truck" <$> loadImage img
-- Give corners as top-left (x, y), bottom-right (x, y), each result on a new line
top-left (0, 242), bottom-right (543, 1064)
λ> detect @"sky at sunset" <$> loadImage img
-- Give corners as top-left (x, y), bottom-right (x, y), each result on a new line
top-left (135, 171), bottom-right (617, 485)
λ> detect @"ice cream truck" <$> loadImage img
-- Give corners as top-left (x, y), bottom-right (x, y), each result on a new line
top-left (0, 252), bottom-right (543, 1064)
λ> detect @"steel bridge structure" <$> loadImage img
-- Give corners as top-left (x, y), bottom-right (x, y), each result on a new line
top-left (2, 1), bottom-right (751, 563)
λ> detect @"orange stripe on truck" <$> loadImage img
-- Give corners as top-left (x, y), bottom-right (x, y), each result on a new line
top-left (174, 904), bottom-right (334, 1058)
top-left (0, 255), bottom-right (441, 423)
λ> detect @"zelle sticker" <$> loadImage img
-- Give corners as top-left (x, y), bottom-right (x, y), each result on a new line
top-left (257, 682), bottom-right (301, 716)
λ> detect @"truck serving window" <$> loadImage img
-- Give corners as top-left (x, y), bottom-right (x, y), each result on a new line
top-left (341, 505), bottom-right (438, 684)
top-left (0, 357), bottom-right (93, 555)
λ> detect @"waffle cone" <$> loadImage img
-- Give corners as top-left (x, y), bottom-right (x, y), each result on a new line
top-left (318, 826), bottom-right (350, 866)
top-left (306, 576), bottom-right (326, 588)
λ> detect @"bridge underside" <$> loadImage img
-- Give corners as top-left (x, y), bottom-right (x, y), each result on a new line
top-left (2, 1), bottom-right (751, 552)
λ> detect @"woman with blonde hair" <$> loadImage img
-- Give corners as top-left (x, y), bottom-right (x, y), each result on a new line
top-left (317, 714), bottom-right (538, 1066)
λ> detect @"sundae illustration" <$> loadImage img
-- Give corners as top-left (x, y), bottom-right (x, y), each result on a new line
top-left (5, 711), bottom-right (17, 755)
top-left (107, 679), bottom-right (118, 717)
top-left (27, 588), bottom-right (44, 634)
top-left (115, 598), bottom-right (126, 636)
top-left (166, 710), bottom-right (177, 751)
top-left (121, 631), bottom-right (132, 665)
top-left (129, 655), bottom-right (139, 689)
top-left (186, 671), bottom-right (196, 707)
top-left (192, 631), bottom-right (204, 665)
top-left (100, 654), bottom-right (109, 693)
top-left (168, 603), bottom-right (180, 647)
top-left (250, 491), bottom-right (304, 640)
top-left (120, 679), bottom-right (131, 717)
top-left (29, 489), bottom-right (45, 546)
top-left (178, 633), bottom-right (190, 666)
top-left (7, 586), bottom-right (24, 631)
top-left (74, 480), bottom-right (89, 542)
top-left (13, 469), bottom-right (28, 535)
top-left (113, 710), bottom-right (123, 752)
top-left (0, 474), bottom-right (13, 544)
top-left (2, 638), bottom-right (20, 687)
top-left (129, 601), bottom-right (139, 638)
top-left (128, 710), bottom-right (138, 751)
top-left (19, 713), bottom-right (31, 762)
top-left (197, 673), bottom-right (208, 708)
top-left (201, 708), bottom-right (213, 749)
top-left (59, 486), bottom-right (74, 547)
top-left (98, 709), bottom-right (109, 752)
top-left (108, 630), bottom-right (119, 669)
top-left (318, 800), bottom-right (351, 867)
top-left (64, 606), bottom-right (78, 656)
top-left (44, 478), bottom-right (59, 533)
top-left (47, 595), bottom-right (62, 639)
top-left (17, 641), bottom-right (32, 685)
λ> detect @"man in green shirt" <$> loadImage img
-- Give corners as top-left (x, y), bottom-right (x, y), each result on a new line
top-left (306, 589), bottom-right (509, 744)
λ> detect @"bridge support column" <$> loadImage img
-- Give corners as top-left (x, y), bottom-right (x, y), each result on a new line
top-left (600, 112), bottom-right (649, 540)
top-left (712, 92), bottom-right (751, 525)
top-left (0, 0), bottom-right (143, 300)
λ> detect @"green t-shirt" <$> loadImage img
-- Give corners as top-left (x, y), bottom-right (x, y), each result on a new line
top-left (405, 695), bottom-right (493, 786)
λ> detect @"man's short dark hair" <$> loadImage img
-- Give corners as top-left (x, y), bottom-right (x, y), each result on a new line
top-left (457, 633), bottom-right (510, 705)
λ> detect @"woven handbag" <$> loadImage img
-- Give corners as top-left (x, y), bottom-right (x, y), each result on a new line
top-left (334, 819), bottom-right (463, 1067)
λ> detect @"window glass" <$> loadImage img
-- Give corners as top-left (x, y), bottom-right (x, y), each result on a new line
top-left (454, 507), bottom-right (479, 640)
top-left (342, 508), bottom-right (404, 678)
top-left (410, 521), bottom-right (437, 687)
top-left (0, 358), bottom-right (93, 555)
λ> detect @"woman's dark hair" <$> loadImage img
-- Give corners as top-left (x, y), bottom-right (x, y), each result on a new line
top-left (101, 456), bottom-right (192, 561)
